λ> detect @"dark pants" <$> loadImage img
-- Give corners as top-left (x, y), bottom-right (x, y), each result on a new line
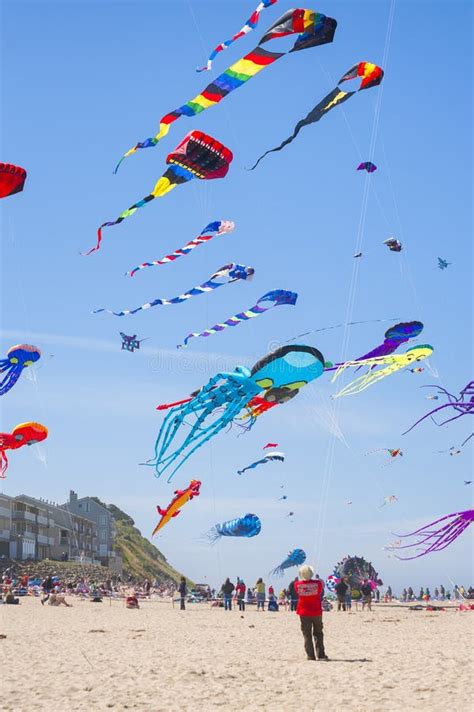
top-left (300, 615), bottom-right (326, 660)
top-left (337, 594), bottom-right (346, 611)
top-left (238, 598), bottom-right (245, 611)
top-left (224, 595), bottom-right (232, 610)
top-left (180, 596), bottom-right (185, 610)
top-left (290, 598), bottom-right (297, 611)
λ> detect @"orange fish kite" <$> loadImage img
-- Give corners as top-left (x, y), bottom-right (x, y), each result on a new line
top-left (152, 480), bottom-right (201, 535)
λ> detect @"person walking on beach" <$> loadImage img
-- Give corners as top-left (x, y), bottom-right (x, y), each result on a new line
top-left (41, 575), bottom-right (54, 605)
top-left (361, 580), bottom-right (372, 611)
top-left (235, 578), bottom-right (246, 611)
top-left (288, 577), bottom-right (298, 611)
top-left (335, 578), bottom-right (348, 611)
top-left (221, 578), bottom-right (235, 610)
top-left (295, 565), bottom-right (328, 661)
top-left (439, 584), bottom-right (445, 600)
top-left (255, 578), bottom-right (266, 611)
top-left (178, 576), bottom-right (187, 610)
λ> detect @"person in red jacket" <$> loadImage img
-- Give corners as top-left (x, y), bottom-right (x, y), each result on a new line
top-left (295, 564), bottom-right (328, 661)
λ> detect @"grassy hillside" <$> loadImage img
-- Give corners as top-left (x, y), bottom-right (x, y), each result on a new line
top-left (92, 499), bottom-right (188, 584)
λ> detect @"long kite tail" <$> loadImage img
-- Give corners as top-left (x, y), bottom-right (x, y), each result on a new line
top-left (196, 1), bottom-right (279, 72)
top-left (82, 175), bottom-right (177, 255)
top-left (179, 289), bottom-right (297, 347)
top-left (125, 220), bottom-right (235, 277)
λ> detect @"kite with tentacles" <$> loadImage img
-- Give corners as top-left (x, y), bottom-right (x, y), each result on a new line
top-left (148, 345), bottom-right (327, 481)
top-left (115, 8), bottom-right (337, 169)
top-left (250, 61), bottom-right (384, 169)
top-left (94, 263), bottom-right (254, 317)
top-left (126, 220), bottom-right (235, 277)
top-left (197, 0), bottom-right (279, 72)
top-left (387, 509), bottom-right (474, 560)
top-left (0, 345), bottom-right (41, 396)
top-left (270, 548), bottom-right (306, 576)
top-left (152, 480), bottom-right (201, 536)
top-left (206, 513), bottom-right (261, 543)
top-left (0, 422), bottom-right (48, 477)
top-left (237, 450), bottom-right (285, 475)
top-left (330, 345), bottom-right (434, 398)
top-left (85, 131), bottom-right (233, 254)
top-left (403, 381), bottom-right (474, 435)
top-left (178, 290), bottom-right (297, 347)
top-left (353, 321), bottom-right (423, 363)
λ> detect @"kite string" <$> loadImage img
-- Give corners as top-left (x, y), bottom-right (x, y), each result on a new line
top-left (312, 0), bottom-right (396, 564)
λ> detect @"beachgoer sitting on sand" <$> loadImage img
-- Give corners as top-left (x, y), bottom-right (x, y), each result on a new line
top-left (5, 588), bottom-right (20, 605)
top-left (295, 565), bottom-right (328, 661)
top-left (49, 592), bottom-right (72, 607)
top-left (126, 594), bottom-right (139, 609)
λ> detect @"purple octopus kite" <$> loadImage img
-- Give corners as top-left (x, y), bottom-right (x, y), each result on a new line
top-left (403, 381), bottom-right (474, 435)
top-left (389, 509), bottom-right (474, 560)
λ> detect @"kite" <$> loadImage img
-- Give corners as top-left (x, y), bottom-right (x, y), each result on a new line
top-left (197, 0), bottom-right (279, 72)
top-left (207, 513), bottom-right (261, 542)
top-left (381, 495), bottom-right (398, 507)
top-left (120, 333), bottom-right (149, 352)
top-left (332, 555), bottom-right (382, 591)
top-left (179, 289), bottom-right (297, 347)
top-left (237, 450), bottom-right (285, 475)
top-left (403, 381), bottom-right (474, 435)
top-left (0, 422), bottom-right (48, 477)
top-left (461, 433), bottom-right (473, 447)
top-left (0, 345), bottom-right (41, 396)
top-left (426, 395), bottom-right (439, 400)
top-left (388, 509), bottom-right (474, 560)
top-left (366, 448), bottom-right (403, 461)
top-left (351, 321), bottom-right (423, 363)
top-left (264, 442), bottom-right (279, 449)
top-left (357, 161), bottom-right (377, 173)
top-left (148, 344), bottom-right (327, 480)
top-left (270, 548), bottom-right (306, 576)
top-left (152, 479), bottom-right (201, 535)
top-left (286, 511), bottom-right (295, 518)
top-left (384, 238), bottom-right (402, 252)
top-left (437, 258), bottom-right (451, 270)
top-left (409, 367), bottom-right (424, 374)
top-left (464, 481), bottom-right (472, 485)
top-left (126, 220), bottom-right (235, 277)
top-left (115, 8), bottom-right (337, 169)
top-left (250, 61), bottom-right (384, 169)
top-left (279, 495), bottom-right (288, 500)
top-left (0, 163), bottom-right (27, 198)
top-left (330, 345), bottom-right (434, 398)
top-left (86, 131), bottom-right (233, 255)
top-left (325, 574), bottom-right (340, 591)
top-left (94, 263), bottom-right (254, 317)
top-left (353, 252), bottom-right (363, 258)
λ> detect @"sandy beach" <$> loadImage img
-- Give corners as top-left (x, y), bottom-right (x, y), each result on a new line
top-left (1, 597), bottom-right (472, 710)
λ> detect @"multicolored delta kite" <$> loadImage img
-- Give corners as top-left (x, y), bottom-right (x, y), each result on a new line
top-left (357, 161), bottom-right (377, 173)
top-left (94, 263), bottom-right (254, 317)
top-left (0, 422), bottom-right (48, 477)
top-left (126, 220), bottom-right (235, 277)
top-left (115, 8), bottom-right (337, 170)
top-left (387, 509), bottom-right (474, 559)
top-left (197, 0), bottom-right (279, 72)
top-left (207, 513), bottom-right (262, 542)
top-left (0, 163), bottom-right (27, 198)
top-left (152, 480), bottom-right (201, 536)
top-left (250, 62), bottom-right (384, 168)
top-left (148, 344), bottom-right (328, 480)
top-left (85, 131), bottom-right (233, 254)
top-left (0, 345), bottom-right (41, 396)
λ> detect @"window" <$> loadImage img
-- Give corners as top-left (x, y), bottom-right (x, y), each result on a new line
top-left (99, 544), bottom-right (107, 556)
top-left (99, 529), bottom-right (107, 542)
top-left (99, 515), bottom-right (107, 526)
top-left (85, 503), bottom-right (90, 513)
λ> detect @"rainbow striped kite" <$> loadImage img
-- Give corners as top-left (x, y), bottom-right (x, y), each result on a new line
top-left (115, 8), bottom-right (337, 171)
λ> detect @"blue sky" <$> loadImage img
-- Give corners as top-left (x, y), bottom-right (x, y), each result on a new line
top-left (1, 0), bottom-right (472, 591)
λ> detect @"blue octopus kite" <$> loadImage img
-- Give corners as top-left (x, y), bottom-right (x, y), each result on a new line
top-left (146, 345), bottom-right (327, 481)
top-left (270, 548), bottom-right (306, 576)
top-left (0, 345), bottom-right (41, 396)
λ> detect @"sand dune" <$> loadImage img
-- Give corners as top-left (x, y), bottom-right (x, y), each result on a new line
top-left (1, 597), bottom-right (472, 710)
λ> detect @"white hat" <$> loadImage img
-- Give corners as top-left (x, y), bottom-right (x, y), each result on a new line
top-left (299, 565), bottom-right (314, 580)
